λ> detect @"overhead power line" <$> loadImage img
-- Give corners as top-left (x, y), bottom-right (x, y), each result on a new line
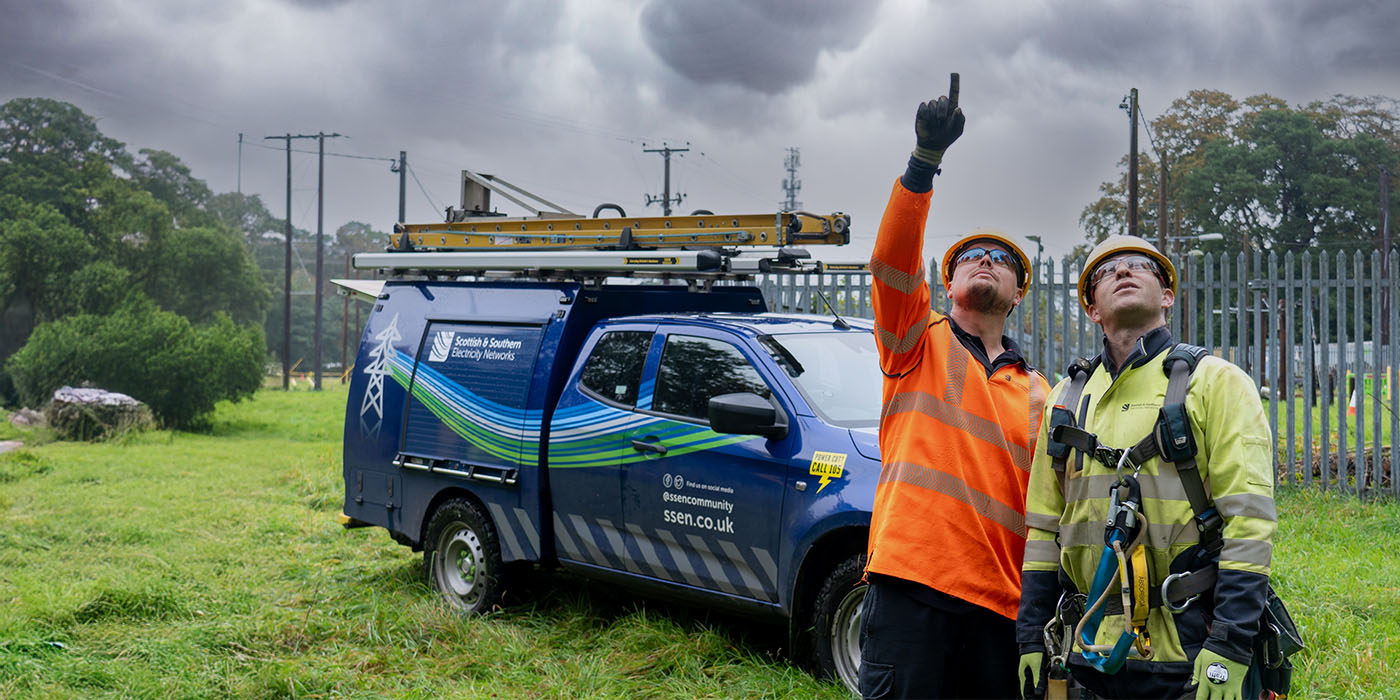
top-left (405, 163), bottom-right (442, 214)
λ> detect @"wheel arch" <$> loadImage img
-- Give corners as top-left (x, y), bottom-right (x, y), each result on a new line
top-left (415, 486), bottom-right (491, 552)
top-left (786, 522), bottom-right (869, 662)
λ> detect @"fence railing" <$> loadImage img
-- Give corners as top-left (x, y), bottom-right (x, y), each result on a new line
top-left (755, 249), bottom-right (1400, 499)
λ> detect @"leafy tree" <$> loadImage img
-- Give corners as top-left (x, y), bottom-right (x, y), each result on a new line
top-left (144, 226), bottom-right (270, 325)
top-left (208, 191), bottom-right (282, 245)
top-left (0, 199), bottom-right (93, 324)
top-left (1181, 106), bottom-right (1396, 251)
top-left (0, 98), bottom-right (131, 221)
top-left (131, 148), bottom-right (215, 228)
top-left (334, 220), bottom-right (391, 255)
top-left (1078, 153), bottom-right (1162, 247)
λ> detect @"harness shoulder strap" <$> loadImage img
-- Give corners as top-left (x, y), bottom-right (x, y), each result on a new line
top-left (1046, 357), bottom-right (1098, 474)
top-left (1125, 343), bottom-right (1223, 554)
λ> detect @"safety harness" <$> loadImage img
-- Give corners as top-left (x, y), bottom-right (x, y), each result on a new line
top-left (1041, 344), bottom-right (1221, 675)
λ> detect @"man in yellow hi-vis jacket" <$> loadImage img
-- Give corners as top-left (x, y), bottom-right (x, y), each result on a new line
top-left (1015, 236), bottom-right (1275, 700)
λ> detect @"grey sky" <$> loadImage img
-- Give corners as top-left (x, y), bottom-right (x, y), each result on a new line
top-left (2, 0), bottom-right (1397, 263)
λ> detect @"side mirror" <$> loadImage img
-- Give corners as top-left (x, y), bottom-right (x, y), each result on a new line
top-left (708, 392), bottom-right (788, 439)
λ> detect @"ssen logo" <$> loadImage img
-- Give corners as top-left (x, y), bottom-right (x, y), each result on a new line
top-left (428, 331), bottom-right (455, 363)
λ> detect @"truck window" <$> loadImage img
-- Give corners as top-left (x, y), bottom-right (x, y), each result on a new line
top-left (579, 331), bottom-right (652, 406)
top-left (653, 335), bottom-right (770, 420)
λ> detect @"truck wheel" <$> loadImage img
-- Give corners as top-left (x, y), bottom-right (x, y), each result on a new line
top-left (812, 553), bottom-right (866, 695)
top-left (423, 498), bottom-right (505, 614)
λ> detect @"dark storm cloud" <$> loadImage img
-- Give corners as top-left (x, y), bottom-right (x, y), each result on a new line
top-left (639, 0), bottom-right (879, 93)
top-left (0, 1), bottom-right (113, 79)
top-left (1023, 0), bottom-right (1400, 98)
top-left (1297, 0), bottom-right (1400, 73)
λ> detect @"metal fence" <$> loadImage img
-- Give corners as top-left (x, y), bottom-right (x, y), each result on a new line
top-left (756, 249), bottom-right (1400, 499)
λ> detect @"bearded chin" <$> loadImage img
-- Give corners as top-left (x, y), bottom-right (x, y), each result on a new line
top-left (962, 284), bottom-right (1014, 316)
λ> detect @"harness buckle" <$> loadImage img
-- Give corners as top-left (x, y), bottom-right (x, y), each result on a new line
top-left (1161, 571), bottom-right (1200, 613)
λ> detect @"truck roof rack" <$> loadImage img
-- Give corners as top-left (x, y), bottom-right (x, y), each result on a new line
top-left (353, 246), bottom-right (868, 280)
top-left (361, 169), bottom-right (861, 280)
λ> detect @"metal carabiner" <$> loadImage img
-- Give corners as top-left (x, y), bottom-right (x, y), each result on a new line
top-left (1161, 571), bottom-right (1201, 614)
top-left (1115, 447), bottom-right (1142, 481)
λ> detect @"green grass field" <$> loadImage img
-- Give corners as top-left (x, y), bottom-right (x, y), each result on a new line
top-left (1, 387), bottom-right (1397, 698)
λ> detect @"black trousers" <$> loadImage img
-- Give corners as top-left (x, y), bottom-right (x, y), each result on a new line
top-left (858, 576), bottom-right (1019, 699)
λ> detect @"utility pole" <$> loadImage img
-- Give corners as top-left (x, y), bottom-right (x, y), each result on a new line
top-left (781, 147), bottom-right (802, 211)
top-left (313, 132), bottom-right (344, 391)
top-left (391, 151), bottom-right (407, 223)
top-left (237, 133), bottom-right (243, 195)
top-left (1122, 88), bottom-right (1139, 238)
top-left (643, 143), bottom-right (689, 215)
top-left (265, 133), bottom-right (318, 390)
top-left (1157, 162), bottom-right (1168, 253)
top-left (264, 133), bottom-right (312, 392)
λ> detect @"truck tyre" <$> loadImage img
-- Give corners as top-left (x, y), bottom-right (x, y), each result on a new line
top-left (812, 553), bottom-right (866, 695)
top-left (423, 498), bottom-right (506, 614)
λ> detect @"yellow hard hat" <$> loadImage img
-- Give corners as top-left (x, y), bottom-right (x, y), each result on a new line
top-left (940, 228), bottom-right (1033, 297)
top-left (1077, 235), bottom-right (1177, 313)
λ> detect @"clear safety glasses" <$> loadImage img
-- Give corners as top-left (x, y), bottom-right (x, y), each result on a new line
top-left (1089, 254), bottom-right (1162, 288)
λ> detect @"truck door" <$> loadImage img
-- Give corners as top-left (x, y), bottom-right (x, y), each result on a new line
top-left (547, 326), bottom-right (655, 573)
top-left (621, 330), bottom-right (791, 603)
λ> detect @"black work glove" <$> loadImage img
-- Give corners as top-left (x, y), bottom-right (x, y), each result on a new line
top-left (913, 73), bottom-right (965, 169)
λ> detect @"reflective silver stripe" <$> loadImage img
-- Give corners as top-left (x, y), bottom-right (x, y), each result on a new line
top-left (1064, 473), bottom-right (1190, 505)
top-left (1026, 512), bottom-right (1061, 532)
top-left (880, 460), bottom-right (1025, 537)
top-left (881, 392), bottom-right (1031, 471)
top-left (870, 258), bottom-right (924, 295)
top-left (751, 546), bottom-right (779, 590)
top-left (1215, 494), bottom-right (1277, 522)
top-left (943, 339), bottom-right (969, 406)
top-left (514, 507), bottom-right (541, 558)
top-left (568, 513), bottom-right (612, 568)
top-left (624, 523), bottom-right (672, 579)
top-left (596, 519), bottom-right (643, 575)
top-left (875, 316), bottom-right (927, 355)
top-left (685, 534), bottom-right (740, 595)
top-left (553, 513), bottom-right (583, 560)
top-left (655, 529), bottom-right (704, 586)
top-left (1024, 538), bottom-right (1061, 565)
top-left (1221, 538), bottom-right (1273, 566)
top-left (487, 503), bottom-right (524, 561)
top-left (1059, 520), bottom-right (1199, 550)
top-left (718, 540), bottom-right (770, 600)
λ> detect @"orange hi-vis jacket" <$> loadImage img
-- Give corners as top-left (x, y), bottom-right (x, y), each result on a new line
top-left (865, 179), bottom-right (1049, 620)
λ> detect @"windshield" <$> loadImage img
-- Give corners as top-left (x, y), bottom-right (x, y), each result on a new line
top-left (761, 331), bottom-right (882, 428)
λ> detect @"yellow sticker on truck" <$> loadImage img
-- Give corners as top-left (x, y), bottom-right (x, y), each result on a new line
top-left (809, 451), bottom-right (847, 493)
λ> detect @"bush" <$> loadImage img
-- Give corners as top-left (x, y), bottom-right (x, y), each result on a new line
top-left (5, 298), bottom-right (264, 429)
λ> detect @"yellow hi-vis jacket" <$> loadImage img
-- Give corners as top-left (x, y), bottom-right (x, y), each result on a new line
top-left (1018, 330), bottom-right (1275, 674)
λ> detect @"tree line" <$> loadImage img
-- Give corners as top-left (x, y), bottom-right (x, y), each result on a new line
top-left (1078, 90), bottom-right (1399, 256)
top-left (0, 98), bottom-right (386, 427)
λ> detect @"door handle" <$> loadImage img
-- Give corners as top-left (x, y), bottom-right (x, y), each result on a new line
top-left (631, 439), bottom-right (668, 455)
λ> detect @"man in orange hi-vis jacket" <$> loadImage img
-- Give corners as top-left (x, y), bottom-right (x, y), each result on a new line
top-left (858, 74), bottom-right (1049, 700)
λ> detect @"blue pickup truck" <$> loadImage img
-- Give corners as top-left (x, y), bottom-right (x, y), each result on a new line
top-left (340, 276), bottom-right (882, 691)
